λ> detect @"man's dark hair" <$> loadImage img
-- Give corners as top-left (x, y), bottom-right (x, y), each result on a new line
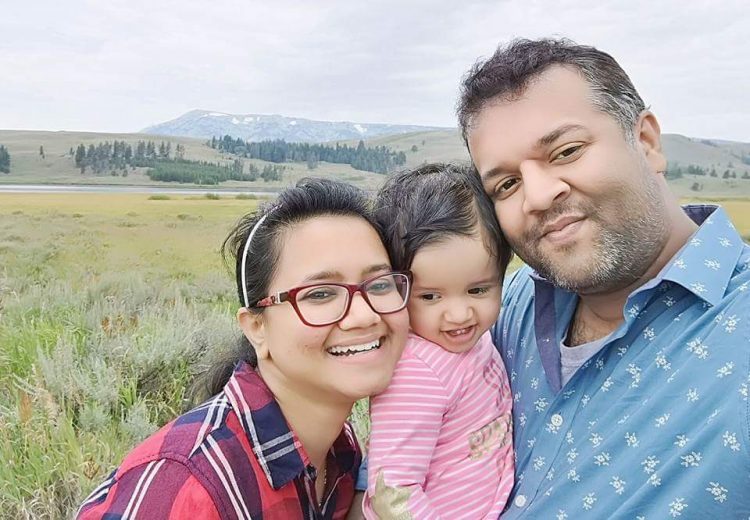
top-left (374, 162), bottom-right (512, 277)
top-left (458, 38), bottom-right (646, 143)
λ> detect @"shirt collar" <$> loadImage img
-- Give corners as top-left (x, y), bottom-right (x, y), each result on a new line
top-left (655, 205), bottom-right (745, 306)
top-left (222, 362), bottom-right (358, 489)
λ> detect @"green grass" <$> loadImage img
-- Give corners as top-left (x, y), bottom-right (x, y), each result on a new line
top-left (0, 194), bottom-right (259, 517)
top-left (2, 193), bottom-right (750, 517)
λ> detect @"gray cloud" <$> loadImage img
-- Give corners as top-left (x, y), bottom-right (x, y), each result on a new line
top-left (2, 0), bottom-right (748, 141)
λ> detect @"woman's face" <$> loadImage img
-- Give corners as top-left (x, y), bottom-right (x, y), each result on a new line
top-left (247, 215), bottom-right (409, 404)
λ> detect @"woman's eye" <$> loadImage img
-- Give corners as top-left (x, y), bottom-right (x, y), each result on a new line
top-left (300, 288), bottom-right (337, 301)
top-left (367, 280), bottom-right (394, 294)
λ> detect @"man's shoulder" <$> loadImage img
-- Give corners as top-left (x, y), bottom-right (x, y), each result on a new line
top-left (503, 265), bottom-right (535, 304)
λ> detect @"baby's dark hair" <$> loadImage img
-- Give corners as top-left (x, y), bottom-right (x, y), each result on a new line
top-left (375, 162), bottom-right (512, 276)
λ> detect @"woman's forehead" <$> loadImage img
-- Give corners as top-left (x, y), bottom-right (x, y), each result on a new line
top-left (272, 215), bottom-right (390, 286)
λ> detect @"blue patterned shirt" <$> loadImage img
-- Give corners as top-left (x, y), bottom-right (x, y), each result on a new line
top-left (496, 205), bottom-right (750, 519)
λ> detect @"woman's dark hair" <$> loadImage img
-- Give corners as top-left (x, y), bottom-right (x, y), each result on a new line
top-left (375, 162), bottom-right (512, 276)
top-left (197, 178), bottom-right (380, 398)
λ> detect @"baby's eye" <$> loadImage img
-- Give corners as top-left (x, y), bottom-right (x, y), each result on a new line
top-left (468, 286), bottom-right (491, 296)
top-left (419, 293), bottom-right (440, 302)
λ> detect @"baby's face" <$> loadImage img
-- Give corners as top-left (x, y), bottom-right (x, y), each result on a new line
top-left (407, 234), bottom-right (502, 353)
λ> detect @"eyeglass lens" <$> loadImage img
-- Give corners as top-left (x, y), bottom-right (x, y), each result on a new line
top-left (295, 273), bottom-right (409, 325)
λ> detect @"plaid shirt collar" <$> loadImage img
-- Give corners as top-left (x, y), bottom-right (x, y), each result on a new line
top-left (222, 361), bottom-right (358, 490)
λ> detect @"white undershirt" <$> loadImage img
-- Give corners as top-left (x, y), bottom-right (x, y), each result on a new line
top-left (560, 334), bottom-right (610, 386)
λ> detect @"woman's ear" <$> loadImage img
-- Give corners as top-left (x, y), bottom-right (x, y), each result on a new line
top-left (237, 308), bottom-right (269, 360)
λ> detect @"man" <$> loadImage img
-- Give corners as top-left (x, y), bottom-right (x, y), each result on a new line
top-left (460, 38), bottom-right (750, 518)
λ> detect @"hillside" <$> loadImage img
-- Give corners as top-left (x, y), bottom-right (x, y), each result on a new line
top-left (351, 131), bottom-right (750, 198)
top-left (0, 130), bottom-right (388, 190)
top-left (142, 110), bottom-right (446, 143)
top-left (1, 129), bottom-right (749, 197)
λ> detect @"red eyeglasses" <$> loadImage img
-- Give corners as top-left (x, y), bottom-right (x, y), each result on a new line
top-left (252, 271), bottom-right (411, 326)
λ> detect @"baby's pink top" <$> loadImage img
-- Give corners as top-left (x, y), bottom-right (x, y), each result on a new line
top-left (364, 332), bottom-right (514, 519)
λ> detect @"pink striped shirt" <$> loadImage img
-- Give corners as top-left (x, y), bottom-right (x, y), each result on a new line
top-left (364, 332), bottom-right (514, 519)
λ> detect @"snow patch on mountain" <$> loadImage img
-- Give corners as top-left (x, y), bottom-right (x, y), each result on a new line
top-left (142, 110), bottom-right (448, 143)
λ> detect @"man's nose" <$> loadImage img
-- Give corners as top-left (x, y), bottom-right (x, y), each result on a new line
top-left (520, 161), bottom-right (570, 214)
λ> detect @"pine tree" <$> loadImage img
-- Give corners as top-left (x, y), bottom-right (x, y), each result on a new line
top-left (0, 145), bottom-right (10, 173)
top-left (175, 144), bottom-right (185, 161)
top-left (75, 144), bottom-right (86, 167)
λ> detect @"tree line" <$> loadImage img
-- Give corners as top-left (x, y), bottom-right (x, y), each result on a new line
top-left (666, 162), bottom-right (750, 181)
top-left (71, 140), bottom-right (185, 175)
top-left (147, 159), bottom-right (284, 184)
top-left (70, 140), bottom-right (284, 184)
top-left (209, 135), bottom-right (408, 174)
top-left (0, 145), bottom-right (10, 173)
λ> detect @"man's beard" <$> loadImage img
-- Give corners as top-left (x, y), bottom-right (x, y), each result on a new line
top-left (508, 178), bottom-right (668, 295)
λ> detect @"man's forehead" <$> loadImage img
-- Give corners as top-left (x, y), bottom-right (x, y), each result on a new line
top-left (468, 70), bottom-right (603, 156)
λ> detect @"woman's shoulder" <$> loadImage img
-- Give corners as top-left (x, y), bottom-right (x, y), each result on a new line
top-left (76, 455), bottom-right (223, 519)
top-left (123, 393), bottom-right (236, 469)
top-left (77, 393), bottom-right (257, 519)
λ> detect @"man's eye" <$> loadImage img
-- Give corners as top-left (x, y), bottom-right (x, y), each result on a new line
top-left (494, 177), bottom-right (520, 196)
top-left (553, 144), bottom-right (583, 161)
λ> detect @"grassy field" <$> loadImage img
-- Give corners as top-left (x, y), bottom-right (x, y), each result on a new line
top-left (1, 193), bottom-right (750, 518)
top-left (0, 194), bottom-right (266, 518)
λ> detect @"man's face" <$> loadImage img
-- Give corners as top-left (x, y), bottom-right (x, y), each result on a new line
top-left (467, 66), bottom-right (668, 295)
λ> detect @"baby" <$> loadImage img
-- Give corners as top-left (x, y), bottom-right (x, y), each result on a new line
top-left (363, 163), bottom-right (514, 519)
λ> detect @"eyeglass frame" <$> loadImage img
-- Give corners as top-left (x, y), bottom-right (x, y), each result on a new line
top-left (250, 270), bottom-right (412, 327)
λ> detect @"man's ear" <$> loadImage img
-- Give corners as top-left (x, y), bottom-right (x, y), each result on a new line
top-left (636, 111), bottom-right (667, 174)
top-left (237, 307), bottom-right (269, 360)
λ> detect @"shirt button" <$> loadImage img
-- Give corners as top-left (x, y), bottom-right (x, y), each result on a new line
top-left (551, 414), bottom-right (564, 427)
top-left (514, 495), bottom-right (527, 508)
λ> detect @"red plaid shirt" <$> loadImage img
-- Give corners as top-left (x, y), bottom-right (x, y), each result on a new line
top-left (77, 362), bottom-right (361, 519)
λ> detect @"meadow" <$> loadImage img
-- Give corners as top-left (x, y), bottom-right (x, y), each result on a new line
top-left (0, 193), bottom-right (266, 518)
top-left (1, 193), bottom-right (750, 518)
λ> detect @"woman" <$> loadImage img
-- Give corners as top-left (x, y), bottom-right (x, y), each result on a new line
top-left (77, 178), bottom-right (411, 519)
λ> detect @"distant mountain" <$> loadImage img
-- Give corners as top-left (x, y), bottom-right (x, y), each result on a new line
top-left (142, 110), bottom-right (448, 143)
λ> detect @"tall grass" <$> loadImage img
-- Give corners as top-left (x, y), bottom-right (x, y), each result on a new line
top-left (0, 195), bottom-right (249, 518)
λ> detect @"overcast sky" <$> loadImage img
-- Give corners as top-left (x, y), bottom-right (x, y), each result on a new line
top-left (2, 0), bottom-right (749, 141)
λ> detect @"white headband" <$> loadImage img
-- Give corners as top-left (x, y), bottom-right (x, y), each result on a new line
top-left (240, 212), bottom-right (269, 308)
